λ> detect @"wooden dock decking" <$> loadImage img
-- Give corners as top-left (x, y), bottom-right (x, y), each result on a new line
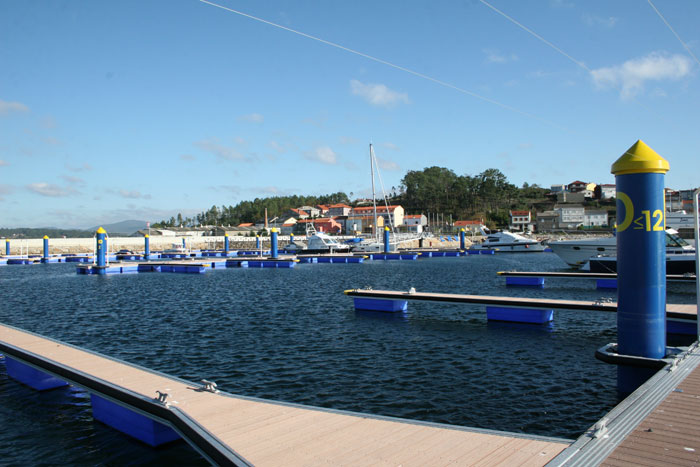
top-left (0, 323), bottom-right (569, 466)
top-left (497, 271), bottom-right (696, 283)
top-left (548, 344), bottom-right (700, 467)
top-left (600, 353), bottom-right (700, 466)
top-left (343, 289), bottom-right (698, 319)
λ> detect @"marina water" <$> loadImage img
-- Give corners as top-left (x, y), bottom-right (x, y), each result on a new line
top-left (1, 254), bottom-right (696, 464)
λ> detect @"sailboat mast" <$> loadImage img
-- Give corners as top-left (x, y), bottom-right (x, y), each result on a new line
top-left (370, 143), bottom-right (378, 240)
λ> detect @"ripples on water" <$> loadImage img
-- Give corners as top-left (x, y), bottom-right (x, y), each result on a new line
top-left (1, 254), bottom-right (695, 464)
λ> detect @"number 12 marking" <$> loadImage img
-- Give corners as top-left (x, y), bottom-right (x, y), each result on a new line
top-left (641, 210), bottom-right (664, 231)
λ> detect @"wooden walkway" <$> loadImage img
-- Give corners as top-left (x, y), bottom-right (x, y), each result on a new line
top-left (601, 362), bottom-right (700, 466)
top-left (343, 289), bottom-right (697, 319)
top-left (497, 271), bottom-right (696, 283)
top-left (0, 323), bottom-right (568, 466)
top-left (548, 344), bottom-right (700, 466)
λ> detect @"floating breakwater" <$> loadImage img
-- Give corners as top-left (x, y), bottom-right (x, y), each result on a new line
top-left (1, 235), bottom-right (466, 255)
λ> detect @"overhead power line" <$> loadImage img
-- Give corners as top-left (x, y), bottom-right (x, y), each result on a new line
top-left (198, 0), bottom-right (570, 131)
top-left (648, 0), bottom-right (700, 67)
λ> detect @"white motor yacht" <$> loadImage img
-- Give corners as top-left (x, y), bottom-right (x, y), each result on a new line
top-left (549, 228), bottom-right (694, 268)
top-left (470, 229), bottom-right (545, 252)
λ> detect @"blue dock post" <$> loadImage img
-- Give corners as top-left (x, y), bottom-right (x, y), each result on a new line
top-left (459, 228), bottom-right (466, 250)
top-left (182, 237), bottom-right (186, 250)
top-left (256, 235), bottom-right (261, 250)
top-left (383, 227), bottom-right (390, 253)
top-left (96, 227), bottom-right (107, 274)
top-left (43, 235), bottom-right (49, 261)
top-left (270, 228), bottom-right (278, 259)
top-left (224, 233), bottom-right (229, 256)
top-left (144, 234), bottom-right (150, 260)
top-left (289, 233), bottom-right (294, 247)
top-left (5, 238), bottom-right (9, 256)
top-left (612, 140), bottom-right (669, 396)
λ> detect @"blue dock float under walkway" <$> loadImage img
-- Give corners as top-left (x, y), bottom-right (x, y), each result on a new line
top-left (0, 322), bottom-right (569, 465)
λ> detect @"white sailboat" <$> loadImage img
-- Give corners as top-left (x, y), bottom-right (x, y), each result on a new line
top-left (351, 144), bottom-right (399, 253)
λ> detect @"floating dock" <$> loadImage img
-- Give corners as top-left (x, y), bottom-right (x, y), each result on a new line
top-left (296, 254), bottom-right (365, 264)
top-left (548, 343), bottom-right (700, 466)
top-left (343, 288), bottom-right (697, 329)
top-left (0, 323), bottom-right (569, 466)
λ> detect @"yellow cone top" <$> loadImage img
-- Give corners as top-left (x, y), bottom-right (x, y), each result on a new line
top-left (96, 227), bottom-right (107, 234)
top-left (385, 226), bottom-right (390, 231)
top-left (145, 234), bottom-right (149, 238)
top-left (611, 140), bottom-right (669, 175)
top-left (43, 235), bottom-right (49, 239)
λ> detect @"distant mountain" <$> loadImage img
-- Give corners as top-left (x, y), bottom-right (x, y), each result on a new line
top-left (88, 220), bottom-right (148, 236)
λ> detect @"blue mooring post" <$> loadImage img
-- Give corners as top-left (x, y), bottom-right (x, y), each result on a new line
top-left (43, 235), bottom-right (49, 261)
top-left (460, 228), bottom-right (466, 250)
top-left (182, 237), bottom-right (186, 249)
top-left (5, 239), bottom-right (9, 256)
top-left (383, 227), bottom-right (390, 253)
top-left (256, 235), bottom-right (261, 250)
top-left (96, 227), bottom-right (107, 274)
top-left (224, 233), bottom-right (229, 255)
top-left (612, 140), bottom-right (669, 396)
top-left (144, 234), bottom-right (150, 260)
top-left (270, 229), bottom-right (278, 259)
top-left (290, 233), bottom-right (294, 246)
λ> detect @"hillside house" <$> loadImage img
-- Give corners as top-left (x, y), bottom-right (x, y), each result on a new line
top-left (403, 214), bottom-right (427, 234)
top-left (327, 204), bottom-right (352, 217)
top-left (351, 205), bottom-right (404, 229)
top-left (535, 211), bottom-right (559, 231)
top-left (454, 220), bottom-right (487, 234)
top-left (508, 210), bottom-right (532, 231)
top-left (555, 204), bottom-right (585, 229)
top-left (583, 210), bottom-right (608, 227)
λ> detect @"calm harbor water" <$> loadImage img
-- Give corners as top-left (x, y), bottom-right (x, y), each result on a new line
top-left (1, 253), bottom-right (696, 464)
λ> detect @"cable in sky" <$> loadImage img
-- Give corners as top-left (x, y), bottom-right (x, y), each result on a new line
top-left (198, 0), bottom-right (571, 132)
top-left (478, 0), bottom-right (591, 73)
top-left (647, 0), bottom-right (700, 67)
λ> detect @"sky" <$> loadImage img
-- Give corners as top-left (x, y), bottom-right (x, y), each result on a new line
top-left (1, 0), bottom-right (699, 228)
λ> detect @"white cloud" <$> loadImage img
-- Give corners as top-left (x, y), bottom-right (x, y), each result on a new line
top-left (350, 80), bottom-right (409, 108)
top-left (483, 48), bottom-right (518, 64)
top-left (269, 141), bottom-right (288, 154)
top-left (238, 113), bottom-right (264, 123)
top-left (180, 154), bottom-right (196, 161)
top-left (0, 184), bottom-right (13, 201)
top-left (65, 162), bottom-right (93, 172)
top-left (0, 159), bottom-right (9, 166)
top-left (118, 189), bottom-right (151, 200)
top-left (27, 182), bottom-right (76, 197)
top-left (194, 139), bottom-right (245, 161)
top-left (376, 156), bottom-right (400, 171)
top-left (339, 136), bottom-right (359, 145)
top-left (61, 175), bottom-right (85, 185)
top-left (582, 14), bottom-right (618, 28)
top-left (305, 146), bottom-right (338, 165)
top-left (0, 100), bottom-right (29, 116)
top-left (591, 52), bottom-right (692, 98)
top-left (380, 142), bottom-right (399, 151)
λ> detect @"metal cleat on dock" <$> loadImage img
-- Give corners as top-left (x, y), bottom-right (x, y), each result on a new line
top-left (155, 390), bottom-right (170, 406)
top-left (201, 379), bottom-right (219, 393)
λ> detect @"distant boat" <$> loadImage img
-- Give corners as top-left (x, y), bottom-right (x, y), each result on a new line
top-left (586, 253), bottom-right (696, 275)
top-left (293, 223), bottom-right (351, 254)
top-left (470, 228), bottom-right (545, 252)
top-left (549, 228), bottom-right (694, 268)
top-left (350, 143), bottom-right (402, 253)
top-left (666, 210), bottom-right (696, 230)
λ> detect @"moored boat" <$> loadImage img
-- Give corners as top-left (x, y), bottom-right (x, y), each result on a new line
top-left (470, 229), bottom-right (545, 252)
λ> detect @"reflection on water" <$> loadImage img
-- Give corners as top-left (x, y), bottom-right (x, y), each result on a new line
top-left (0, 254), bottom-right (695, 463)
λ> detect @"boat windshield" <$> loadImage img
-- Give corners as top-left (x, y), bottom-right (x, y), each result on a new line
top-left (665, 232), bottom-right (691, 247)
